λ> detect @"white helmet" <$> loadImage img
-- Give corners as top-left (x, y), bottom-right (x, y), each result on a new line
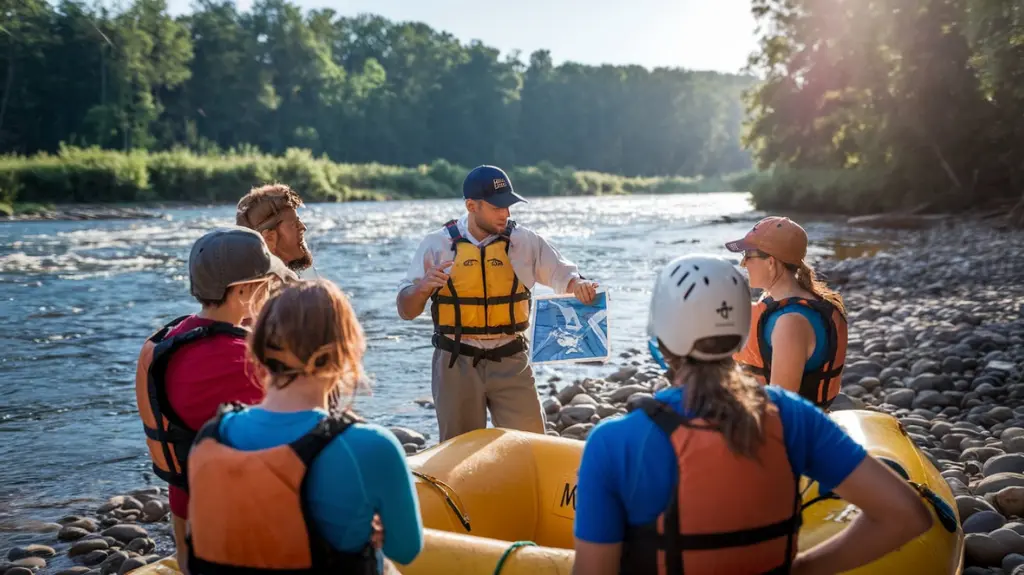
top-left (646, 254), bottom-right (752, 364)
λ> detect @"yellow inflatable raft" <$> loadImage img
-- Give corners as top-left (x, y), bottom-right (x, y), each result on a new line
top-left (401, 409), bottom-right (964, 575)
top-left (129, 409), bottom-right (963, 575)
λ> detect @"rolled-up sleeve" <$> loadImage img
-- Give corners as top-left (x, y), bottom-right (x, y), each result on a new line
top-left (526, 228), bottom-right (581, 294)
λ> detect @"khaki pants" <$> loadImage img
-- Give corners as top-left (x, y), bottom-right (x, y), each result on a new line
top-left (431, 347), bottom-right (546, 442)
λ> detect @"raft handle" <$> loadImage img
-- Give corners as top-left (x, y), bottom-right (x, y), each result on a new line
top-left (412, 471), bottom-right (472, 533)
top-left (799, 464), bottom-right (959, 533)
top-left (909, 481), bottom-right (959, 534)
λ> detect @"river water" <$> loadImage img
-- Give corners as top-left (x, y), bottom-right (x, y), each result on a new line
top-left (0, 192), bottom-right (886, 547)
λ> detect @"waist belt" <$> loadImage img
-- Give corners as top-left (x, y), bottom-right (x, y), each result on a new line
top-left (432, 333), bottom-right (527, 367)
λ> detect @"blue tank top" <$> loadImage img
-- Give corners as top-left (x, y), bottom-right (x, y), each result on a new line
top-left (762, 302), bottom-right (829, 372)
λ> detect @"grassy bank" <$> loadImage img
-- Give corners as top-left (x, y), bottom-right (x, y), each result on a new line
top-left (748, 167), bottom-right (1022, 215)
top-left (746, 169), bottom-right (887, 214)
top-left (0, 146), bottom-right (758, 210)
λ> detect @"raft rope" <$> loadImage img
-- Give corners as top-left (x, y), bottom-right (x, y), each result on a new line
top-left (493, 541), bottom-right (536, 575)
top-left (411, 471), bottom-right (472, 532)
top-left (799, 459), bottom-right (958, 533)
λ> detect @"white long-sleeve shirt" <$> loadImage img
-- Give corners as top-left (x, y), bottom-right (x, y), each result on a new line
top-left (398, 215), bottom-right (583, 348)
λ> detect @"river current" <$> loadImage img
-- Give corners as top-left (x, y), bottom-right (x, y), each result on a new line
top-left (0, 192), bottom-right (884, 545)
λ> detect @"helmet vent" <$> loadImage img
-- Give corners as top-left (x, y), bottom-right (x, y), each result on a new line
top-left (683, 283), bottom-right (696, 300)
top-left (703, 277), bottom-right (709, 286)
top-left (676, 270), bottom-right (691, 287)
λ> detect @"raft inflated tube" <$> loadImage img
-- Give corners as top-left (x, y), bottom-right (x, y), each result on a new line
top-left (129, 531), bottom-right (572, 575)
top-left (402, 409), bottom-right (964, 575)
top-left (404, 531), bottom-right (571, 575)
top-left (794, 410), bottom-right (966, 574)
top-left (128, 410), bottom-right (963, 575)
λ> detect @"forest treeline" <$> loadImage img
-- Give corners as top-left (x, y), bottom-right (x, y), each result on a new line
top-left (5, 0), bottom-right (1020, 215)
top-left (0, 0), bottom-right (755, 208)
top-left (744, 0), bottom-right (1024, 214)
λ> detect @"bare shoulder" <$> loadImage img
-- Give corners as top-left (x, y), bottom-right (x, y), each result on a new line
top-left (772, 312), bottom-right (813, 341)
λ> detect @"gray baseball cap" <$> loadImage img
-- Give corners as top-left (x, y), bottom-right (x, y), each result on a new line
top-left (189, 226), bottom-right (295, 301)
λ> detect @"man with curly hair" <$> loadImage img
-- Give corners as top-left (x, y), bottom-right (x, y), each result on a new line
top-left (236, 184), bottom-right (314, 271)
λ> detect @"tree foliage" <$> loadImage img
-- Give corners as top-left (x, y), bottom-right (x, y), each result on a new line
top-left (744, 0), bottom-right (1024, 213)
top-left (0, 0), bottom-right (755, 183)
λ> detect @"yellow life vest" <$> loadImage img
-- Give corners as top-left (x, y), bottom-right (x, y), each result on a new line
top-left (430, 219), bottom-right (531, 344)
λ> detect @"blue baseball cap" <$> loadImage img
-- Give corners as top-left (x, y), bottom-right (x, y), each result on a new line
top-left (462, 165), bottom-right (527, 208)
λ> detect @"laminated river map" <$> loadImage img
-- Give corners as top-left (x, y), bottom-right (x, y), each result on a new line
top-left (529, 290), bottom-right (610, 365)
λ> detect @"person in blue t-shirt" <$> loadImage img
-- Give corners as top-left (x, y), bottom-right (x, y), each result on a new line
top-left (572, 254), bottom-right (931, 575)
top-left (184, 279), bottom-right (422, 575)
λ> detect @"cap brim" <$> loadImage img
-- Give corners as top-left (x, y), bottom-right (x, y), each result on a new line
top-left (724, 239), bottom-right (756, 253)
top-left (484, 191), bottom-right (528, 208)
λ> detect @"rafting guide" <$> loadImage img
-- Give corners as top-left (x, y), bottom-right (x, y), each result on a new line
top-left (529, 289), bottom-right (610, 365)
top-left (396, 165), bottom-right (599, 442)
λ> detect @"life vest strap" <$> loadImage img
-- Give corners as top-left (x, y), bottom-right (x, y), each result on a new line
top-left (146, 322), bottom-right (249, 490)
top-left (431, 291), bottom-right (531, 306)
top-left (186, 544), bottom-right (379, 575)
top-left (289, 414), bottom-right (357, 466)
top-left (434, 322), bottom-right (530, 336)
top-left (431, 333), bottom-right (527, 367)
top-left (192, 404), bottom-right (357, 470)
top-left (635, 398), bottom-right (719, 436)
top-left (147, 315), bottom-right (191, 344)
top-left (443, 219), bottom-right (517, 244)
top-left (444, 220), bottom-right (461, 240)
top-left (627, 513), bottom-right (802, 551)
top-left (142, 423), bottom-right (193, 443)
top-left (508, 272), bottom-right (523, 335)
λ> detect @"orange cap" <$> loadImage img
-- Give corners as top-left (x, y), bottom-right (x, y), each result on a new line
top-left (725, 216), bottom-right (808, 265)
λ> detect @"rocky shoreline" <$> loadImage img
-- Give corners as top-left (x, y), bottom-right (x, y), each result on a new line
top-left (0, 489), bottom-right (172, 575)
top-left (4, 219), bottom-right (1024, 574)
top-left (1, 205), bottom-right (170, 222)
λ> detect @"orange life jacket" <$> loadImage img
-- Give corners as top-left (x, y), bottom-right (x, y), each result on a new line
top-left (133, 316), bottom-right (248, 491)
top-left (185, 404), bottom-right (382, 575)
top-left (734, 297), bottom-right (848, 410)
top-left (621, 398), bottom-right (801, 575)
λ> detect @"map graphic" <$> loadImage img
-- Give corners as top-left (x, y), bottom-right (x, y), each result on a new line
top-left (529, 290), bottom-right (610, 365)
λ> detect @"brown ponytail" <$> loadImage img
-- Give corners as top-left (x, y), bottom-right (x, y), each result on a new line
top-left (661, 337), bottom-right (769, 459)
top-left (793, 262), bottom-right (846, 318)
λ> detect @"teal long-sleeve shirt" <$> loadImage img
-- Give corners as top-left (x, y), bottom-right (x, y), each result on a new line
top-left (217, 407), bottom-right (424, 566)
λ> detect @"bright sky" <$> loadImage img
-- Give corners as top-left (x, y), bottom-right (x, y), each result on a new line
top-left (164, 0), bottom-right (759, 74)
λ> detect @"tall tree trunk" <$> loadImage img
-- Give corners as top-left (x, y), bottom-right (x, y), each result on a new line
top-left (1010, 191), bottom-right (1024, 227)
